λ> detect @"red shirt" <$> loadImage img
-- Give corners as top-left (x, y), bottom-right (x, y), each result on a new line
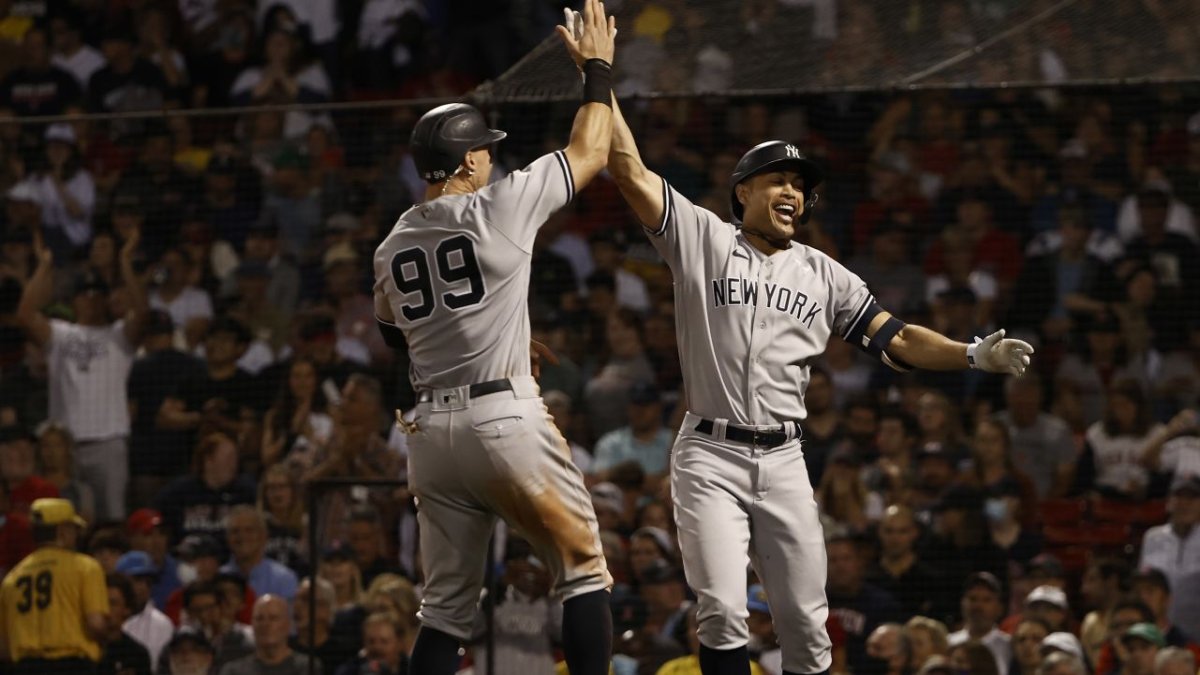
top-left (8, 476), bottom-right (59, 513)
top-left (164, 584), bottom-right (255, 625)
top-left (923, 228), bottom-right (1023, 283)
top-left (0, 510), bottom-right (33, 574)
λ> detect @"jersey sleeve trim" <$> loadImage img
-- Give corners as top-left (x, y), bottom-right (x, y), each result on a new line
top-left (842, 293), bottom-right (879, 344)
top-left (553, 150), bottom-right (575, 203)
top-left (643, 177), bottom-right (671, 237)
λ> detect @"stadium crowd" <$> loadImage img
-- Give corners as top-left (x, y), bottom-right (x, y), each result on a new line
top-left (1, 1), bottom-right (1200, 675)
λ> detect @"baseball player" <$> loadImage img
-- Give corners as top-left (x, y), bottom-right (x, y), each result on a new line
top-left (0, 498), bottom-right (110, 675)
top-left (371, 2), bottom-right (617, 674)
top-left (600, 96), bottom-right (1033, 674)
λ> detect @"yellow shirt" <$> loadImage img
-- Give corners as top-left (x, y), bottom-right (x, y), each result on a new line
top-left (655, 655), bottom-right (765, 675)
top-left (0, 547), bottom-right (109, 662)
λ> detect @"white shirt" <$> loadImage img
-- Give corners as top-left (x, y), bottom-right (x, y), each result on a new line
top-left (124, 602), bottom-right (174, 672)
top-left (47, 319), bottom-right (135, 441)
top-left (150, 286), bottom-right (214, 330)
top-left (52, 46), bottom-right (107, 88)
top-left (26, 172), bottom-right (95, 247)
top-left (1140, 523), bottom-right (1200, 641)
top-left (1159, 436), bottom-right (1200, 480)
top-left (949, 627), bottom-right (1011, 675)
top-left (1116, 195), bottom-right (1198, 243)
top-left (1085, 422), bottom-right (1165, 495)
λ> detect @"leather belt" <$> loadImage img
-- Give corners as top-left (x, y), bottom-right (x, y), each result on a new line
top-left (417, 378), bottom-right (513, 404)
top-left (693, 418), bottom-right (798, 448)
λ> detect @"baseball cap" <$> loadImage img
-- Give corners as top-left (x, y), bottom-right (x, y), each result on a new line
top-left (628, 381), bottom-right (660, 406)
top-left (115, 550), bottom-right (159, 578)
top-left (1025, 585), bottom-right (1068, 610)
top-left (590, 482), bottom-right (624, 515)
top-left (747, 585), bottom-right (770, 614)
top-left (322, 242), bottom-right (358, 270)
top-left (167, 626), bottom-right (215, 654)
top-left (5, 181), bottom-right (38, 203)
top-left (640, 561), bottom-right (683, 585)
top-left (31, 498), bottom-right (87, 527)
top-left (73, 269), bottom-right (110, 297)
top-left (1170, 473), bottom-right (1200, 496)
top-left (963, 571), bottom-right (1002, 596)
top-left (1121, 622), bottom-right (1166, 648)
top-left (126, 508), bottom-right (164, 535)
top-left (175, 534), bottom-right (222, 561)
top-left (1027, 553), bottom-right (1065, 580)
top-left (633, 526), bottom-right (673, 556)
top-left (1040, 632), bottom-right (1085, 660)
top-left (322, 541), bottom-right (354, 562)
top-left (44, 123), bottom-right (77, 145)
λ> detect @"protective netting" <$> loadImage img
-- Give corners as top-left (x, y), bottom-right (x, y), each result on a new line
top-left (477, 0), bottom-right (1200, 101)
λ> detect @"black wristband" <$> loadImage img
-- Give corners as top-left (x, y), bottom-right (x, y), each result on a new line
top-left (582, 58), bottom-right (612, 107)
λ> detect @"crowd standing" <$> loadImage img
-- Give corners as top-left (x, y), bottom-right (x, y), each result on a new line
top-left (1, 0), bottom-right (1200, 674)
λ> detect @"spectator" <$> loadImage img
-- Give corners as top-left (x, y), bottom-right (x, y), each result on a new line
top-left (257, 146), bottom-right (321, 262)
top-left (827, 534), bottom-right (903, 675)
top-left (1075, 377), bottom-right (1165, 500)
top-left (258, 464), bottom-right (304, 572)
top-left (903, 618), bottom-right (950, 672)
top-left (154, 432), bottom-right (256, 546)
top-left (639, 563), bottom-right (690, 648)
top-left (947, 572), bottom-right (1012, 675)
top-left (113, 124), bottom-right (196, 256)
top-left (948, 641), bottom-right (1001, 675)
top-left (203, 154), bottom-right (261, 256)
top-left (994, 375), bottom-right (1076, 499)
top-left (1036, 651), bottom-right (1086, 675)
top-left (1009, 618), bottom-right (1050, 675)
top-left (924, 485), bottom-right (1009, 598)
top-left (227, 260), bottom-right (290, 364)
top-left (87, 528), bottom-right (130, 575)
top-left (584, 308), bottom-right (655, 438)
top-left (862, 407), bottom-right (919, 504)
top-left (1153, 647), bottom-right (1196, 675)
top-left (165, 627), bottom-right (218, 675)
top-left (0, 26), bottom-right (81, 116)
top-left (984, 478), bottom-right (1042, 566)
top-left (101, 572), bottom-right (154, 675)
top-left (0, 424), bottom-right (58, 513)
top-left (817, 447), bottom-right (883, 533)
top-left (798, 368), bottom-right (844, 488)
top-left (219, 594), bottom-right (318, 675)
top-left (49, 9), bottom-right (106, 90)
top-left (1079, 557), bottom-right (1132, 666)
top-left (915, 391), bottom-right (966, 459)
top-left (911, 442), bottom-right (959, 515)
top-left (34, 420), bottom-right (94, 523)
top-left (467, 537), bottom-right (558, 674)
top-left (865, 623), bottom-right (910, 675)
top-left (1055, 313), bottom-right (1145, 429)
top-left (847, 220), bottom-right (925, 316)
top-left (345, 505), bottom-right (404, 588)
top-left (221, 505), bottom-right (298, 602)
top-left (871, 505), bottom-right (948, 621)
top-left (125, 507), bottom-right (181, 611)
top-left (304, 373), bottom-right (400, 484)
top-left (1139, 473), bottom-right (1200, 641)
top-left (88, 21), bottom-right (172, 115)
top-left (318, 542), bottom-right (364, 613)
top-left (1129, 568), bottom-right (1199, 650)
top-left (1097, 597), bottom-right (1159, 675)
top-left (148, 247), bottom-right (215, 349)
top-left (629, 526), bottom-right (676, 586)
top-left (543, 390), bottom-right (593, 473)
top-left (116, 550), bottom-right (174, 670)
top-left (229, 221), bottom-right (299, 316)
top-left (156, 317), bottom-right (259, 461)
top-left (320, 241), bottom-right (385, 365)
top-left (746, 584), bottom-right (782, 674)
top-left (164, 535), bottom-right (233, 625)
top-left (16, 225), bottom-right (145, 521)
top-left (230, 23), bottom-right (331, 106)
top-left (0, 479), bottom-right (33, 575)
top-left (1121, 623), bottom-right (1166, 675)
top-left (187, 577), bottom-right (256, 670)
top-left (135, 6), bottom-right (188, 99)
top-left (591, 381), bottom-right (672, 483)
top-left (127, 310), bottom-right (204, 508)
top-left (1139, 409), bottom-right (1200, 487)
top-left (1022, 587), bottom-right (1070, 634)
top-left (26, 123), bottom-right (95, 258)
top-left (654, 604), bottom-right (765, 675)
top-left (293, 576), bottom-right (356, 675)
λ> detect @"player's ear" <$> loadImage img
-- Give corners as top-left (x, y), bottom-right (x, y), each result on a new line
top-left (735, 182), bottom-right (749, 208)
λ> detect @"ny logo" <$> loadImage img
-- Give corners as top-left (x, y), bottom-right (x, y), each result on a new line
top-left (784, 144), bottom-right (801, 159)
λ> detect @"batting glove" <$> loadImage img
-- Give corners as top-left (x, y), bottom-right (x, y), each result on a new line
top-left (966, 329), bottom-right (1034, 377)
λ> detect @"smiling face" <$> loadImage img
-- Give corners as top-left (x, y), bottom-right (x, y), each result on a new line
top-left (736, 170), bottom-right (807, 244)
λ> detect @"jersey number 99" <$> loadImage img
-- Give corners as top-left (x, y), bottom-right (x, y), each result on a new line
top-left (391, 235), bottom-right (486, 321)
top-left (14, 571), bottom-right (52, 613)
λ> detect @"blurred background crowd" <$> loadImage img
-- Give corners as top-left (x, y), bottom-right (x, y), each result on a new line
top-left (1, 0), bottom-right (1200, 674)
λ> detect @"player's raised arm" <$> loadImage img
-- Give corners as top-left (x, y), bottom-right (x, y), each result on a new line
top-left (607, 95), bottom-right (666, 229)
top-left (555, 0), bottom-right (617, 191)
top-left (856, 307), bottom-right (1033, 376)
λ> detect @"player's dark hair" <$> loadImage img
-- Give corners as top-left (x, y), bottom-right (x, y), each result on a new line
top-left (106, 572), bottom-right (138, 612)
top-left (183, 580), bottom-right (220, 609)
top-left (1112, 596), bottom-right (1154, 622)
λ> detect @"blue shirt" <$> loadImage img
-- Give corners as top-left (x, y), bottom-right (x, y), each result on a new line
top-left (221, 556), bottom-right (298, 601)
top-left (151, 554), bottom-right (181, 610)
top-left (591, 427), bottom-right (674, 474)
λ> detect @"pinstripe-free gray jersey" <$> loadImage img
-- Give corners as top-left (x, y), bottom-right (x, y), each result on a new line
top-left (646, 182), bottom-right (874, 424)
top-left (374, 151), bottom-right (575, 390)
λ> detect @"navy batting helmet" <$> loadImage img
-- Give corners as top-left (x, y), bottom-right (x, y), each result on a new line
top-left (411, 103), bottom-right (507, 184)
top-left (729, 141), bottom-right (823, 224)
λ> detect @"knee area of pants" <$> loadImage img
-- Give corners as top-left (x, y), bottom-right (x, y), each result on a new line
top-left (696, 604), bottom-right (750, 648)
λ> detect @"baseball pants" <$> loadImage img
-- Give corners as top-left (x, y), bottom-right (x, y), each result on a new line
top-left (407, 375), bottom-right (612, 639)
top-left (672, 412), bottom-right (832, 674)
top-left (75, 436), bottom-right (129, 521)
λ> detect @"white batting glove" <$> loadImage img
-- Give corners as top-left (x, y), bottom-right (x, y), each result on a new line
top-left (966, 329), bottom-right (1034, 377)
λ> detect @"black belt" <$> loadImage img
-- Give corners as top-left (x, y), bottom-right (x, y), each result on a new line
top-left (694, 418), bottom-right (798, 448)
top-left (417, 378), bottom-right (513, 404)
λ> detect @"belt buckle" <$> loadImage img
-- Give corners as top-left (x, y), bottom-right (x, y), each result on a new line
top-left (752, 429), bottom-right (766, 447)
top-left (441, 389), bottom-right (463, 405)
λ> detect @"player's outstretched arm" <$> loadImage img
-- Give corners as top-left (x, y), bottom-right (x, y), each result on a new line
top-left (862, 311), bottom-right (1033, 376)
top-left (556, 0), bottom-right (616, 192)
top-left (608, 96), bottom-right (666, 229)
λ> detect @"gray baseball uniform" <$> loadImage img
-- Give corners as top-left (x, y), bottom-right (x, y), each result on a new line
top-left (374, 151), bottom-right (610, 640)
top-left (647, 181), bottom-right (875, 674)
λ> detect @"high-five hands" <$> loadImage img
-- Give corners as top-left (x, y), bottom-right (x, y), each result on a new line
top-left (970, 329), bottom-right (1034, 377)
top-left (556, 0), bottom-right (617, 68)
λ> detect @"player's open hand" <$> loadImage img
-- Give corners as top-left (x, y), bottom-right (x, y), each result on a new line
top-left (972, 329), bottom-right (1034, 377)
top-left (556, 0), bottom-right (616, 68)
